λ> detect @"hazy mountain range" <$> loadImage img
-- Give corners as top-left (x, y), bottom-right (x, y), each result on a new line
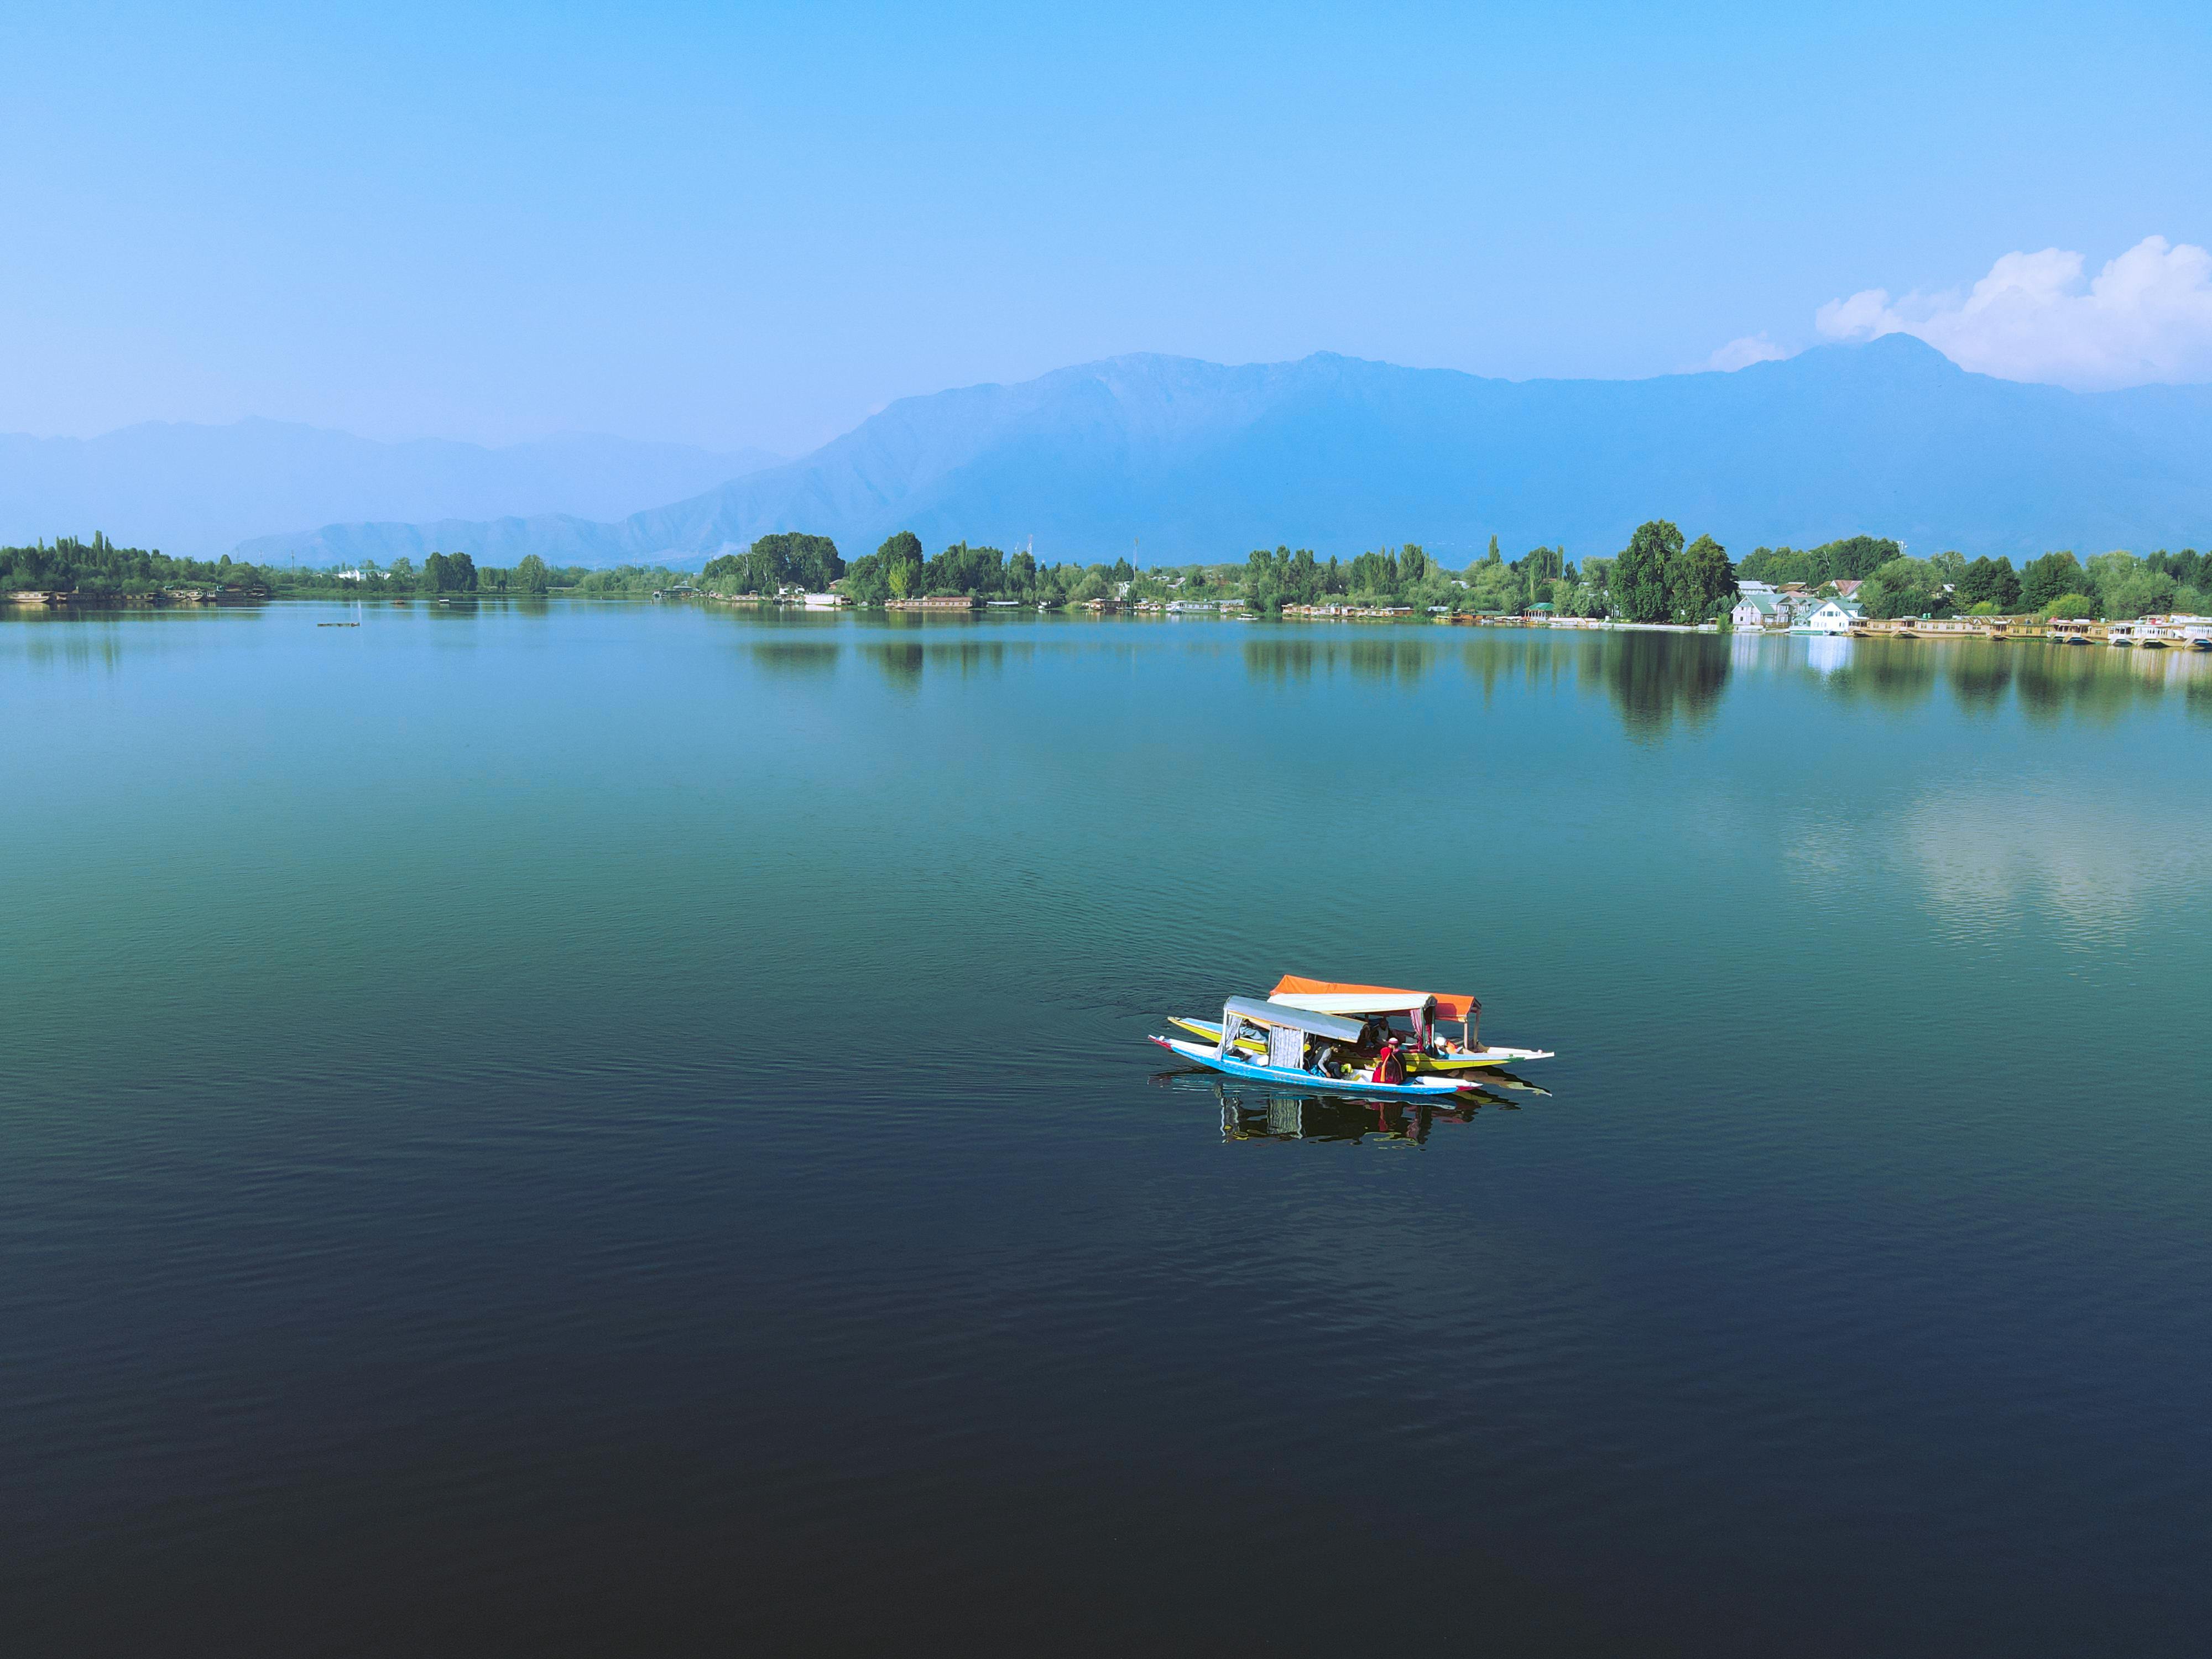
top-left (17, 338), bottom-right (2212, 568)
top-left (0, 420), bottom-right (780, 559)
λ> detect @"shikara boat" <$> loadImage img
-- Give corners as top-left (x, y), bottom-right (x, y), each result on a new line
top-left (1167, 974), bottom-right (1554, 1074)
top-left (1151, 998), bottom-right (1491, 1098)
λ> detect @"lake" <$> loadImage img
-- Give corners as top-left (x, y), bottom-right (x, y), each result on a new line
top-left (5, 602), bottom-right (2210, 1655)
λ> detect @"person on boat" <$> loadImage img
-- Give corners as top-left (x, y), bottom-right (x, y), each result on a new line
top-left (1370, 1036), bottom-right (1405, 1086)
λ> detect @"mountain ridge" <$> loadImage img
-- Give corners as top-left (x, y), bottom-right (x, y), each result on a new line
top-left (70, 342), bottom-right (2212, 567)
top-left (249, 338), bottom-right (2212, 567)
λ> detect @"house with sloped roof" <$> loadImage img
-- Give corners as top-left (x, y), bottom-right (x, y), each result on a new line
top-left (1730, 592), bottom-right (1785, 630)
top-left (1793, 599), bottom-right (1865, 634)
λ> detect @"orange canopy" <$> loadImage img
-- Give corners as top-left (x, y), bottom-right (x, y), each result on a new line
top-left (1270, 974), bottom-right (1479, 1022)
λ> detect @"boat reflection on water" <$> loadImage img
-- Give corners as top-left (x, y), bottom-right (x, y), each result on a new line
top-left (1153, 1077), bottom-right (1538, 1146)
top-left (1221, 1090), bottom-right (1467, 1145)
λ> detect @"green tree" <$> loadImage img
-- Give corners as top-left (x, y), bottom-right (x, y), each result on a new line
top-left (2020, 551), bottom-right (2084, 612)
top-left (2107, 569), bottom-right (2177, 619)
top-left (1613, 520), bottom-right (1683, 623)
top-left (1958, 555), bottom-right (2020, 611)
top-left (1860, 556), bottom-right (1948, 619)
top-left (872, 530), bottom-right (922, 599)
top-left (752, 531), bottom-right (844, 590)
top-left (1813, 535), bottom-right (1902, 583)
top-left (514, 554), bottom-right (550, 595)
top-left (1465, 560), bottom-right (1520, 612)
top-left (2086, 550), bottom-right (2179, 619)
top-left (1667, 533), bottom-right (1735, 623)
top-left (415, 550), bottom-right (477, 593)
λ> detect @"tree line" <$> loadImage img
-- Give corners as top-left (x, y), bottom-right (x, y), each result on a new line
top-left (700, 533), bottom-right (845, 596)
top-left (833, 533), bottom-right (1144, 606)
top-left (0, 535), bottom-right (280, 596)
top-left (0, 538), bottom-right (708, 600)
top-left (12, 526), bottom-right (2206, 624)
top-left (798, 520), bottom-right (1741, 620)
top-left (1741, 541), bottom-right (2211, 620)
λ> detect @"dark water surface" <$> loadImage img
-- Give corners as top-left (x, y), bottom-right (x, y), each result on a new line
top-left (6, 603), bottom-right (2210, 1655)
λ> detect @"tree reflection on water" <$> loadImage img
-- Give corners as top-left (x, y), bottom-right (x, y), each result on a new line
top-left (747, 640), bottom-right (841, 675)
top-left (1239, 637), bottom-right (1431, 685)
top-left (1824, 644), bottom-right (1939, 711)
top-left (1228, 620), bottom-right (2212, 737)
top-left (1592, 630), bottom-right (1731, 740)
top-left (861, 641), bottom-right (924, 692)
top-left (1801, 635), bottom-right (2212, 724)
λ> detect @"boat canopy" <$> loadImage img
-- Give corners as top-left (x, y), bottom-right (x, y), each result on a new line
top-left (1219, 996), bottom-right (1364, 1042)
top-left (1269, 974), bottom-right (1479, 1022)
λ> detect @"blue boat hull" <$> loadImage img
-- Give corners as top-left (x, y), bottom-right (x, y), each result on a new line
top-left (1151, 1036), bottom-right (1479, 1097)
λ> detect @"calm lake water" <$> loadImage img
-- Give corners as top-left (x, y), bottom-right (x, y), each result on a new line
top-left (6, 602), bottom-right (2210, 1655)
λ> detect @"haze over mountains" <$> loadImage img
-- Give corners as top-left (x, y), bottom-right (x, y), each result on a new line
top-left (18, 339), bottom-right (2212, 569)
top-left (241, 338), bottom-right (2212, 569)
top-left (0, 421), bottom-right (780, 558)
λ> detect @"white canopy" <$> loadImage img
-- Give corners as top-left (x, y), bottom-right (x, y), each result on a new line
top-left (1269, 991), bottom-right (1433, 1018)
top-left (1220, 997), bottom-right (1364, 1042)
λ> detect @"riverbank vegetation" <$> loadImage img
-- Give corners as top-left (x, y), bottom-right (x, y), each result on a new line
top-left (701, 533), bottom-right (844, 595)
top-left (9, 526), bottom-right (2205, 626)
top-left (0, 536), bottom-right (701, 600)
top-left (1733, 540), bottom-right (2208, 622)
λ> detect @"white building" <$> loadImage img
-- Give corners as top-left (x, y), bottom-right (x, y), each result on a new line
top-left (1795, 599), bottom-right (1865, 634)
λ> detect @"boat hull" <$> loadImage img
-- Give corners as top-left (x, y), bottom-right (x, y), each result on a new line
top-left (1151, 1036), bottom-right (1487, 1097)
top-left (1165, 1015), bottom-right (1551, 1071)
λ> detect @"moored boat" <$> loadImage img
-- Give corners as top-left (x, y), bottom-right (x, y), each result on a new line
top-left (1168, 974), bottom-right (1553, 1074)
top-left (1151, 1000), bottom-right (1490, 1097)
top-left (1160, 974), bottom-right (1554, 1091)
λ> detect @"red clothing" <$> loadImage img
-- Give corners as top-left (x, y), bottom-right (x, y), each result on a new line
top-left (1374, 1040), bottom-right (1404, 1085)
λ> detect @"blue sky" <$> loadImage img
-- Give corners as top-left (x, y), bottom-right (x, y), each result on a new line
top-left (4, 1), bottom-right (2209, 452)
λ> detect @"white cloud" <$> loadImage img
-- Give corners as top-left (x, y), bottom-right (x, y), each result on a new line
top-left (1899, 786), bottom-right (2212, 940)
top-left (1704, 333), bottom-right (1790, 372)
top-left (1815, 236), bottom-right (2212, 389)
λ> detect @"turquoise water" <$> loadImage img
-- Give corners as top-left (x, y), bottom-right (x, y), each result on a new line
top-left (6, 603), bottom-right (2210, 1654)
